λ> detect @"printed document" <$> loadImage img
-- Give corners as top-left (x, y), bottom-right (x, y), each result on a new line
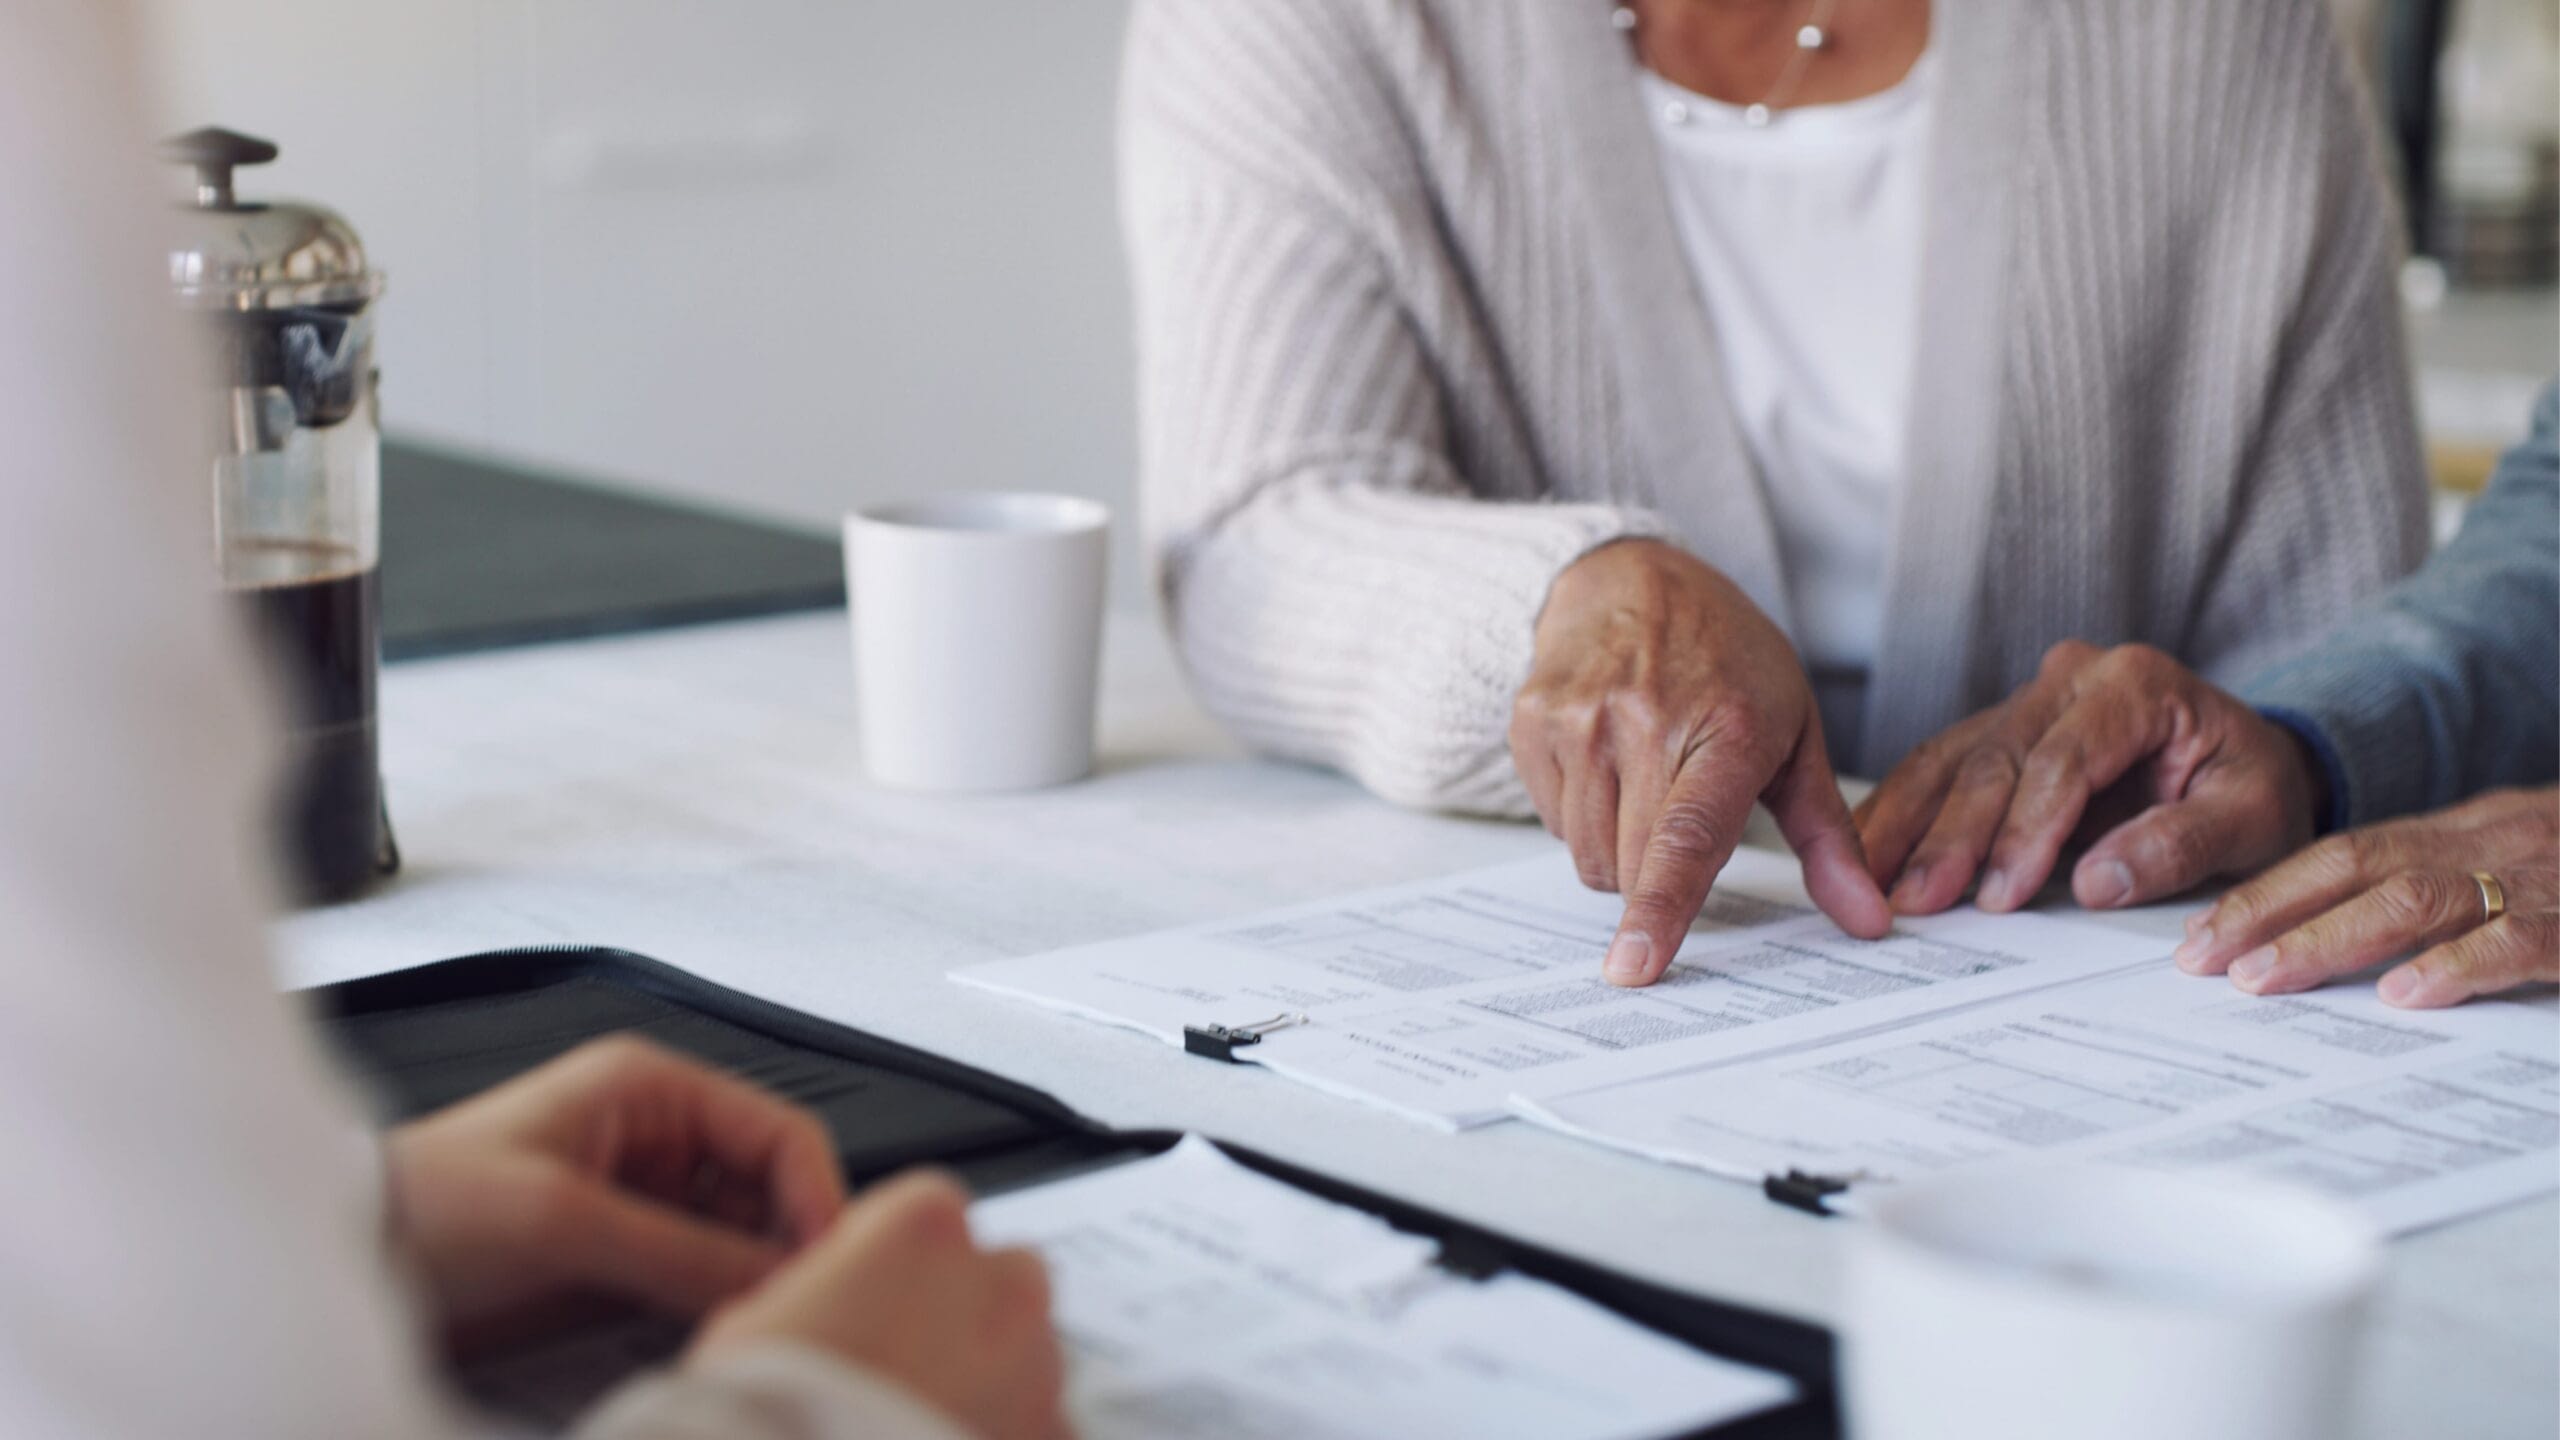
top-left (1519, 962), bottom-right (2560, 1236)
top-left (969, 1137), bottom-right (1796, 1440)
top-left (954, 848), bottom-right (2170, 1127)
top-left (956, 846), bottom-right (2558, 1232)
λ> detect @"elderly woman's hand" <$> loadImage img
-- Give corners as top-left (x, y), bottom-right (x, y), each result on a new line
top-left (1854, 641), bottom-right (2326, 915)
top-left (2172, 787), bottom-right (2558, 1007)
top-left (1514, 540), bottom-right (1890, 986)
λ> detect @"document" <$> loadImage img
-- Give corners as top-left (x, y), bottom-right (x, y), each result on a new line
top-left (954, 848), bottom-right (2171, 1127)
top-left (1518, 963), bottom-right (2560, 1236)
top-left (968, 1137), bottom-right (1796, 1440)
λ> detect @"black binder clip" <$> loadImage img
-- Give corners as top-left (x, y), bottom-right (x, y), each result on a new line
top-left (1183, 1011), bottom-right (1309, 1062)
top-left (1763, 1169), bottom-right (1854, 1217)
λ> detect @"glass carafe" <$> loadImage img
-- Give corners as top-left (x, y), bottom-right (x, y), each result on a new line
top-left (167, 127), bottom-right (398, 903)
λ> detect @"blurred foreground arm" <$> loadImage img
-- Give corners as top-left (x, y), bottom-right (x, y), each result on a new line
top-left (0, 8), bottom-right (1029, 1438)
top-left (0, 6), bottom-right (449, 1433)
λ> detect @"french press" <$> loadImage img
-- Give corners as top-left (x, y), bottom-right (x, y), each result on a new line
top-left (164, 127), bottom-right (398, 903)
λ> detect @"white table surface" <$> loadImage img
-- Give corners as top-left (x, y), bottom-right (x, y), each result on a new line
top-left (281, 609), bottom-right (2559, 1440)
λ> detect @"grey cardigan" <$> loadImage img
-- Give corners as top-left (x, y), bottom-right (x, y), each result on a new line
top-left (1124, 0), bottom-right (2428, 813)
top-left (2248, 387), bottom-right (2560, 828)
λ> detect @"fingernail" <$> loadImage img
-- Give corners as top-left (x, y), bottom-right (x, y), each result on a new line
top-left (2227, 946), bottom-right (2277, 988)
top-left (2171, 934), bottom-right (2211, 973)
top-left (1890, 864), bottom-right (1930, 910)
top-left (2377, 967), bottom-right (2423, 1007)
top-left (1976, 867), bottom-right (2010, 910)
top-left (1604, 934), bottom-right (1653, 985)
top-left (2082, 860), bottom-right (2134, 909)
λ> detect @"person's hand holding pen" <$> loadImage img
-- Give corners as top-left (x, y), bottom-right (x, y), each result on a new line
top-left (1512, 539), bottom-right (1893, 987)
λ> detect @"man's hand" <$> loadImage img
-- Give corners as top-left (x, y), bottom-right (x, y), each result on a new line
top-left (386, 1036), bottom-right (845, 1353)
top-left (2173, 787), bottom-right (2558, 1007)
top-left (694, 1170), bottom-right (1069, 1440)
top-left (1855, 641), bottom-right (2325, 915)
top-left (1514, 540), bottom-right (1889, 987)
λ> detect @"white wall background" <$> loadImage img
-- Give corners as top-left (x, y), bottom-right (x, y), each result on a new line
top-left (142, 1), bottom-right (1139, 568)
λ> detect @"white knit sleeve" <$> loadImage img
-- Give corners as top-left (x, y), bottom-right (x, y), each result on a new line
top-left (1122, 1), bottom-right (1663, 816)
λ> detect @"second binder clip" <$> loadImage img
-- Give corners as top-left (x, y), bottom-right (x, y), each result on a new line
top-left (1183, 1011), bottom-right (1310, 1062)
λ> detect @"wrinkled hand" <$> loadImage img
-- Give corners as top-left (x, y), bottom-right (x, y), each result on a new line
top-left (386, 1036), bottom-right (845, 1354)
top-left (1856, 641), bottom-right (2325, 915)
top-left (2172, 787), bottom-right (2558, 1007)
top-left (1514, 539), bottom-right (1889, 987)
top-left (695, 1170), bottom-right (1070, 1440)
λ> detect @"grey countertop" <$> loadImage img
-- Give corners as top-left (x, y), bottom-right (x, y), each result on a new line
top-left (380, 439), bottom-right (844, 661)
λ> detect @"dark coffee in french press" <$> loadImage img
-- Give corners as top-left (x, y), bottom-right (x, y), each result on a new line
top-left (242, 556), bottom-right (387, 903)
top-left (167, 128), bottom-right (398, 903)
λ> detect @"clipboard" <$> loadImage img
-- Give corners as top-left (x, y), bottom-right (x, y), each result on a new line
top-left (306, 946), bottom-right (1840, 1438)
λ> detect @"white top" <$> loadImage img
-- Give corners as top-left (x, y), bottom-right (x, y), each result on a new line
top-left (1638, 55), bottom-right (1938, 675)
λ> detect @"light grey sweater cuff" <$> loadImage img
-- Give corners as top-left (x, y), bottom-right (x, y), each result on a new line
top-left (1167, 469), bottom-right (1668, 817)
top-left (2247, 666), bottom-right (2438, 832)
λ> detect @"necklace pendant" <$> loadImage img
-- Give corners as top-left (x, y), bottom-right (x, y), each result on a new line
top-left (1797, 23), bottom-right (1827, 50)
top-left (1743, 103), bottom-right (1773, 128)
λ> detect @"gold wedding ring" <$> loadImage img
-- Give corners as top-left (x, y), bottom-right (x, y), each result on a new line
top-left (2471, 870), bottom-right (2507, 924)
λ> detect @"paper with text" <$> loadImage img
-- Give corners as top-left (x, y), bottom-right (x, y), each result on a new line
top-left (969, 1138), bottom-right (1795, 1440)
top-left (1518, 963), bottom-right (2560, 1235)
top-left (953, 848), bottom-right (2170, 1127)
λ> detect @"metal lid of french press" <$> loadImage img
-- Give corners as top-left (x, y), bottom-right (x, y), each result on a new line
top-left (161, 127), bottom-right (385, 312)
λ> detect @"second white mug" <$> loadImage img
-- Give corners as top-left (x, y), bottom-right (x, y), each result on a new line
top-left (843, 492), bottom-right (1109, 793)
top-left (1842, 1162), bottom-right (2380, 1440)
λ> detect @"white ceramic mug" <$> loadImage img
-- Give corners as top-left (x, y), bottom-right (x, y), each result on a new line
top-left (1843, 1163), bottom-right (2380, 1440)
top-left (843, 493), bottom-right (1108, 792)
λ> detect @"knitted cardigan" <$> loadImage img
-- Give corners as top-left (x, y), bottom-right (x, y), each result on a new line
top-left (1123, 0), bottom-right (2429, 813)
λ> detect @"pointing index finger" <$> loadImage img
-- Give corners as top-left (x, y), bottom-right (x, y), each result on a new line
top-left (1604, 724), bottom-right (1768, 987)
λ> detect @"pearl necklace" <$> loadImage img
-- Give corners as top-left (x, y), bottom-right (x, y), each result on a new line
top-left (1613, 0), bottom-right (1842, 128)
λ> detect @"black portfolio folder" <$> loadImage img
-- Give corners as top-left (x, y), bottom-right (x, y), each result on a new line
top-left (309, 946), bottom-right (1840, 1438)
